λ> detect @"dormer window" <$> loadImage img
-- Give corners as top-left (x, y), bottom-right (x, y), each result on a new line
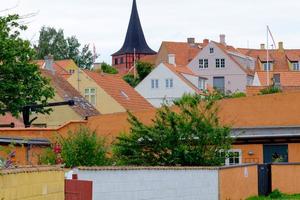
top-left (209, 48), bottom-right (214, 54)
top-left (292, 62), bottom-right (300, 71)
top-left (69, 69), bottom-right (75, 74)
top-left (263, 62), bottom-right (272, 71)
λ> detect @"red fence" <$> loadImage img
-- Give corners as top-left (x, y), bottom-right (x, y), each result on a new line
top-left (65, 177), bottom-right (92, 200)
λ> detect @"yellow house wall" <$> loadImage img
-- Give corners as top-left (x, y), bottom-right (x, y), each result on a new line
top-left (0, 170), bottom-right (64, 200)
top-left (67, 70), bottom-right (126, 114)
top-left (32, 93), bottom-right (82, 128)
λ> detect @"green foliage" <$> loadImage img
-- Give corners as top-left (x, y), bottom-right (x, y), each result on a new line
top-left (122, 61), bottom-right (154, 87)
top-left (247, 190), bottom-right (300, 200)
top-left (123, 74), bottom-right (140, 87)
top-left (260, 86), bottom-right (282, 95)
top-left (59, 127), bottom-right (108, 168)
top-left (38, 147), bottom-right (56, 165)
top-left (113, 93), bottom-right (232, 166)
top-left (35, 26), bottom-right (94, 69)
top-left (97, 62), bottom-right (118, 74)
top-left (0, 14), bottom-right (55, 116)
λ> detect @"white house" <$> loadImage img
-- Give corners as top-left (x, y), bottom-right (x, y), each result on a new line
top-left (188, 35), bottom-right (255, 93)
top-left (135, 55), bottom-right (207, 107)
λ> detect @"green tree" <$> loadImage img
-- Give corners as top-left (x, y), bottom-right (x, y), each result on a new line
top-left (35, 26), bottom-right (94, 69)
top-left (59, 127), bottom-right (108, 168)
top-left (113, 94), bottom-right (232, 166)
top-left (0, 14), bottom-right (55, 116)
top-left (95, 62), bottom-right (118, 74)
top-left (123, 61), bottom-right (153, 87)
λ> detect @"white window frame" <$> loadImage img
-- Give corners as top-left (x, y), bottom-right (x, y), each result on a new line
top-left (151, 79), bottom-right (159, 89)
top-left (209, 47), bottom-right (214, 54)
top-left (263, 62), bottom-right (272, 71)
top-left (216, 59), bottom-right (220, 68)
top-left (165, 78), bottom-right (174, 89)
top-left (292, 62), bottom-right (300, 71)
top-left (84, 88), bottom-right (96, 106)
top-left (198, 78), bottom-right (206, 90)
top-left (199, 59), bottom-right (208, 68)
top-left (225, 149), bottom-right (242, 166)
top-left (220, 59), bottom-right (225, 68)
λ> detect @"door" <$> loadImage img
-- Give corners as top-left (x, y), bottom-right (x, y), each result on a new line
top-left (213, 77), bottom-right (225, 93)
top-left (263, 144), bottom-right (288, 163)
top-left (65, 179), bottom-right (92, 200)
top-left (258, 164), bottom-right (271, 196)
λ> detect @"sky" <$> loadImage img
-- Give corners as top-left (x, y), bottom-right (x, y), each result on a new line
top-left (1, 0), bottom-right (300, 64)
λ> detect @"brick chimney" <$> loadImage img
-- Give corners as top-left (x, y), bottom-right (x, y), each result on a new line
top-left (260, 44), bottom-right (265, 50)
top-left (187, 37), bottom-right (195, 45)
top-left (203, 39), bottom-right (209, 45)
top-left (278, 42), bottom-right (284, 51)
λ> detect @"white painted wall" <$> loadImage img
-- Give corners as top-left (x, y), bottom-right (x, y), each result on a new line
top-left (188, 42), bottom-right (252, 92)
top-left (78, 169), bottom-right (219, 200)
top-left (135, 63), bottom-right (197, 107)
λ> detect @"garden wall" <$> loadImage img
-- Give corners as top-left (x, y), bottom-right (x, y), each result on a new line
top-left (0, 166), bottom-right (64, 200)
top-left (272, 163), bottom-right (300, 194)
top-left (77, 165), bottom-right (258, 200)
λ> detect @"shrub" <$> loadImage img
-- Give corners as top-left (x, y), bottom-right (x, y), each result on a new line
top-left (59, 127), bottom-right (108, 168)
top-left (38, 147), bottom-right (56, 165)
top-left (100, 62), bottom-right (118, 74)
top-left (260, 86), bottom-right (282, 95)
top-left (268, 189), bottom-right (283, 199)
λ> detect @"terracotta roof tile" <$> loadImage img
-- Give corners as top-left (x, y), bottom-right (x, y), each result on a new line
top-left (162, 41), bottom-right (204, 66)
top-left (256, 71), bottom-right (300, 86)
top-left (83, 70), bottom-right (153, 112)
top-left (88, 92), bottom-right (300, 142)
top-left (139, 54), bottom-right (157, 65)
top-left (41, 70), bottom-right (100, 117)
top-left (34, 59), bottom-right (73, 79)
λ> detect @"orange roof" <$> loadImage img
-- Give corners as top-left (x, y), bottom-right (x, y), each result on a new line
top-left (41, 70), bottom-right (100, 117)
top-left (139, 55), bottom-right (157, 65)
top-left (34, 59), bottom-right (73, 79)
top-left (256, 71), bottom-right (300, 86)
top-left (161, 41), bottom-right (204, 66)
top-left (0, 113), bottom-right (23, 128)
top-left (87, 92), bottom-right (300, 142)
top-left (83, 70), bottom-right (153, 112)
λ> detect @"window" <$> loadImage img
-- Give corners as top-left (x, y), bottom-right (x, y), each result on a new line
top-left (221, 59), bottom-right (225, 68)
top-left (165, 78), bottom-right (173, 88)
top-left (213, 77), bottom-right (225, 93)
top-left (209, 48), bottom-right (214, 54)
top-left (216, 59), bottom-right (220, 68)
top-left (84, 88), bottom-right (96, 105)
top-left (220, 149), bottom-right (242, 166)
top-left (69, 69), bottom-right (75, 74)
top-left (198, 78), bottom-right (206, 90)
top-left (273, 74), bottom-right (281, 86)
top-left (120, 57), bottom-right (124, 64)
top-left (263, 62), bottom-right (272, 71)
top-left (114, 58), bottom-right (118, 65)
top-left (199, 59), bottom-right (208, 68)
top-left (151, 79), bottom-right (159, 89)
top-left (292, 62), bottom-right (300, 71)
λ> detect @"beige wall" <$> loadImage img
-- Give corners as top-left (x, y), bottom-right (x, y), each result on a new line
top-left (67, 70), bottom-right (125, 114)
top-left (219, 165), bottom-right (258, 200)
top-left (288, 143), bottom-right (300, 162)
top-left (32, 93), bottom-right (82, 128)
top-left (233, 144), bottom-right (263, 164)
top-left (0, 167), bottom-right (64, 200)
top-left (272, 164), bottom-right (300, 194)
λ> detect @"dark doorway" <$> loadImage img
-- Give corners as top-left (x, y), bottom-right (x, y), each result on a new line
top-left (263, 144), bottom-right (288, 163)
top-left (213, 77), bottom-right (225, 93)
top-left (258, 164), bottom-right (271, 196)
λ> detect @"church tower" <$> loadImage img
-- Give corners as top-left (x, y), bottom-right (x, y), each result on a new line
top-left (112, 0), bottom-right (156, 74)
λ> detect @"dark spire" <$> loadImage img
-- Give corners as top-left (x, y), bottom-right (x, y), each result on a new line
top-left (112, 0), bottom-right (156, 56)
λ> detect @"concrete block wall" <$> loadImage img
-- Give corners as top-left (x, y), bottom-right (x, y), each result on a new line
top-left (77, 167), bottom-right (219, 200)
top-left (0, 166), bottom-right (64, 200)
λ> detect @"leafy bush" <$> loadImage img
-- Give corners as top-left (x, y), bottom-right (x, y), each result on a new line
top-left (269, 189), bottom-right (283, 199)
top-left (260, 86), bottom-right (282, 95)
top-left (113, 94), bottom-right (232, 166)
top-left (122, 61), bottom-right (153, 87)
top-left (100, 62), bottom-right (118, 74)
top-left (38, 147), bottom-right (56, 165)
top-left (59, 127), bottom-right (108, 168)
top-left (123, 74), bottom-right (140, 87)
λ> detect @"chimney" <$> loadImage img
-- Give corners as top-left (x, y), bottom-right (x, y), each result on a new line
top-left (260, 44), bottom-right (265, 50)
top-left (219, 34), bottom-right (226, 45)
top-left (168, 54), bottom-right (176, 65)
top-left (203, 39), bottom-right (209, 45)
top-left (278, 42), bottom-right (284, 51)
top-left (44, 55), bottom-right (55, 74)
top-left (187, 37), bottom-right (195, 45)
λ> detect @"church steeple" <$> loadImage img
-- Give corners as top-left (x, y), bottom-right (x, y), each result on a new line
top-left (112, 0), bottom-right (156, 73)
top-left (112, 0), bottom-right (156, 56)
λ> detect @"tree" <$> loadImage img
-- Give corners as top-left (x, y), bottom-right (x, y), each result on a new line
top-left (123, 61), bottom-right (153, 87)
top-left (58, 127), bottom-right (108, 168)
top-left (0, 14), bottom-right (55, 116)
top-left (35, 26), bottom-right (94, 69)
top-left (113, 93), bottom-right (232, 166)
top-left (95, 62), bottom-right (118, 74)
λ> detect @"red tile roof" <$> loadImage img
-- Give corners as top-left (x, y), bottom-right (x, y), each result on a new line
top-left (34, 59), bottom-right (73, 79)
top-left (161, 41), bottom-right (204, 66)
top-left (41, 70), bottom-right (100, 117)
top-left (83, 70), bottom-right (153, 112)
top-left (256, 71), bottom-right (300, 86)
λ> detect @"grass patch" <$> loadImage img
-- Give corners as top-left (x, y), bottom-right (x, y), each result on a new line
top-left (247, 189), bottom-right (300, 200)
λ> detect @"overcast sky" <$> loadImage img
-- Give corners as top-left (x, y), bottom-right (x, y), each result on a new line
top-left (2, 0), bottom-right (300, 64)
